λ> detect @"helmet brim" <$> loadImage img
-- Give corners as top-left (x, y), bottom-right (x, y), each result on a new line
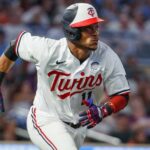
top-left (70, 17), bottom-right (104, 28)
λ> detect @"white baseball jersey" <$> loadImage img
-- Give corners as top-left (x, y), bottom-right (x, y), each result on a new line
top-left (15, 31), bottom-right (130, 123)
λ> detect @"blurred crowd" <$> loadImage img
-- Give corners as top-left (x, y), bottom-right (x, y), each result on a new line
top-left (0, 0), bottom-right (150, 145)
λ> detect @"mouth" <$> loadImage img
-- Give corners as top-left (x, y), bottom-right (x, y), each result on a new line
top-left (93, 39), bottom-right (98, 42)
top-left (91, 37), bottom-right (99, 42)
top-left (91, 39), bottom-right (98, 44)
top-left (89, 40), bottom-right (98, 49)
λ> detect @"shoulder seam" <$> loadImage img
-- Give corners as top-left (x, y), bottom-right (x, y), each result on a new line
top-left (14, 31), bottom-right (27, 57)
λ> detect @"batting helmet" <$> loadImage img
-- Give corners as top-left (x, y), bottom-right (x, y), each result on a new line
top-left (62, 3), bottom-right (104, 41)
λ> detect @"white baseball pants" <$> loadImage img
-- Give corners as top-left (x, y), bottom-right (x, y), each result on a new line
top-left (27, 106), bottom-right (87, 150)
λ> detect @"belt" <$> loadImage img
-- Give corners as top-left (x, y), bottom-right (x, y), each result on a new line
top-left (63, 121), bottom-right (81, 129)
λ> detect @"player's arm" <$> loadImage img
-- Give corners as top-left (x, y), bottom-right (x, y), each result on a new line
top-left (79, 92), bottom-right (130, 129)
top-left (0, 40), bottom-right (18, 112)
top-left (100, 92), bottom-right (130, 116)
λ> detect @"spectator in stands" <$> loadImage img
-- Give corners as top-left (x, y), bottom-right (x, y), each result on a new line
top-left (110, 113), bottom-right (132, 143)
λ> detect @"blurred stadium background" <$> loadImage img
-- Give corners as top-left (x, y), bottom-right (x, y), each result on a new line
top-left (0, 0), bottom-right (150, 149)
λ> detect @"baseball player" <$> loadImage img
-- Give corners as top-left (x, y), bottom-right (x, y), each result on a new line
top-left (0, 3), bottom-right (130, 150)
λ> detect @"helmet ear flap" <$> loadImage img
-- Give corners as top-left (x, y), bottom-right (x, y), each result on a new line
top-left (63, 26), bottom-right (81, 41)
top-left (61, 5), bottom-right (81, 41)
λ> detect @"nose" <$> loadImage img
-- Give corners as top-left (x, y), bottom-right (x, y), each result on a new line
top-left (92, 28), bottom-right (99, 36)
top-left (91, 24), bottom-right (100, 35)
top-left (94, 28), bottom-right (99, 34)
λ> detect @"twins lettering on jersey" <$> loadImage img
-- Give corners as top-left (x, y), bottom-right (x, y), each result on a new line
top-left (48, 70), bottom-right (102, 99)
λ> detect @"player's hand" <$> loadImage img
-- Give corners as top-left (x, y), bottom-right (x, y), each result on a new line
top-left (0, 88), bottom-right (5, 113)
top-left (79, 104), bottom-right (103, 129)
top-left (82, 98), bottom-right (94, 107)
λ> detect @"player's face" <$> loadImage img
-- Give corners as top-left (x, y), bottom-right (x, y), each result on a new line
top-left (79, 23), bottom-right (100, 50)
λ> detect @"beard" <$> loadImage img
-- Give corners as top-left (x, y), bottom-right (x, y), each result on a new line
top-left (72, 40), bottom-right (98, 51)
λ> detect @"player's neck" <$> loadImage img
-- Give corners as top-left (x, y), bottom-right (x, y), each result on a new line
top-left (67, 40), bottom-right (91, 62)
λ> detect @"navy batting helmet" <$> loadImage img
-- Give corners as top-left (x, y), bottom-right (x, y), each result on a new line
top-left (62, 3), bottom-right (104, 41)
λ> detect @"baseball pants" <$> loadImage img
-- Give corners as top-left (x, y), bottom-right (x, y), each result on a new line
top-left (27, 106), bottom-right (87, 150)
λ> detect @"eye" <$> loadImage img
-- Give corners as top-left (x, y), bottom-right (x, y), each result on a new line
top-left (85, 27), bottom-right (93, 32)
top-left (81, 26), bottom-right (94, 33)
top-left (80, 24), bottom-right (99, 33)
top-left (93, 24), bottom-right (99, 30)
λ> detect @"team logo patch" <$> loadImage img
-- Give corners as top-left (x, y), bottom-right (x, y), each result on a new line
top-left (87, 7), bottom-right (95, 17)
top-left (91, 62), bottom-right (100, 72)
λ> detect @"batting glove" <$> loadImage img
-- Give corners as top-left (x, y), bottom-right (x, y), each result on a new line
top-left (79, 104), bottom-right (104, 129)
